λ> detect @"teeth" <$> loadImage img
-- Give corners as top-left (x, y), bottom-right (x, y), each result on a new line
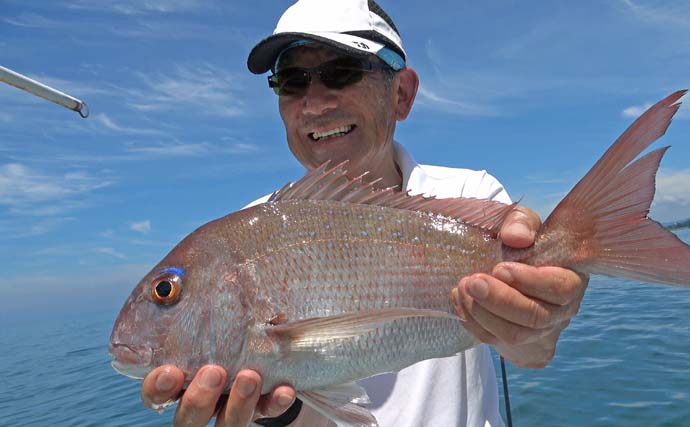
top-left (311, 125), bottom-right (353, 141)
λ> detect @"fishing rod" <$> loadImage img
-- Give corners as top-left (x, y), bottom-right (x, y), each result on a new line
top-left (500, 355), bottom-right (513, 427)
top-left (0, 65), bottom-right (89, 118)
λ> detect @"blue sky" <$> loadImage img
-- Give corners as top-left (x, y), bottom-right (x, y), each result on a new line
top-left (2, 0), bottom-right (690, 319)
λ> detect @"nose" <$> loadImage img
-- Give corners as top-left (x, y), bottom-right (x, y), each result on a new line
top-left (302, 78), bottom-right (338, 116)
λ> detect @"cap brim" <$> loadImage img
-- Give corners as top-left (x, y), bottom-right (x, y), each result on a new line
top-left (247, 32), bottom-right (384, 74)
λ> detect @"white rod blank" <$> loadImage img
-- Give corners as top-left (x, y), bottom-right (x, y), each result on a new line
top-left (0, 65), bottom-right (89, 118)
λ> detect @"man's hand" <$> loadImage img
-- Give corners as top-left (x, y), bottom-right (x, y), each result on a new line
top-left (141, 365), bottom-right (296, 427)
top-left (452, 206), bottom-right (589, 368)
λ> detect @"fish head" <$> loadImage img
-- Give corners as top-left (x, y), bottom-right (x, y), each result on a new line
top-left (110, 223), bottom-right (251, 383)
top-left (109, 263), bottom-right (186, 380)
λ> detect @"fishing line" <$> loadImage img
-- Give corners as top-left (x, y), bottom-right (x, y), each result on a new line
top-left (500, 355), bottom-right (513, 427)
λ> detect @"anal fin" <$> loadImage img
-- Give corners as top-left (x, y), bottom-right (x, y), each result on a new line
top-left (298, 382), bottom-right (377, 427)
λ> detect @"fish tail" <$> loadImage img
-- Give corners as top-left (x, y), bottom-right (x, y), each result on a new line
top-left (523, 90), bottom-right (690, 286)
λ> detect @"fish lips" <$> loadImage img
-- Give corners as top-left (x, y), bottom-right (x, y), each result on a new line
top-left (109, 342), bottom-right (154, 380)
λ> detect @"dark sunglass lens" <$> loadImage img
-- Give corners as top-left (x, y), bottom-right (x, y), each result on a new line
top-left (319, 59), bottom-right (365, 89)
top-left (319, 57), bottom-right (364, 89)
top-left (273, 69), bottom-right (310, 96)
top-left (322, 68), bottom-right (363, 88)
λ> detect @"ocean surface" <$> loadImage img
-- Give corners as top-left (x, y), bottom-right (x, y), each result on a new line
top-left (2, 228), bottom-right (689, 427)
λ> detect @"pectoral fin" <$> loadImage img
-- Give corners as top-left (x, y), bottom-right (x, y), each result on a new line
top-left (266, 308), bottom-right (460, 351)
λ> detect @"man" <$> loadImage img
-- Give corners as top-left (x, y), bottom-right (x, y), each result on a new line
top-left (141, 1), bottom-right (588, 426)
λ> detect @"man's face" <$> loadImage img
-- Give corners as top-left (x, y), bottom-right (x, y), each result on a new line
top-left (277, 46), bottom-right (398, 177)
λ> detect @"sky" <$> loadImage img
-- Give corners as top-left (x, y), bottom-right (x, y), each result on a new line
top-left (2, 0), bottom-right (690, 319)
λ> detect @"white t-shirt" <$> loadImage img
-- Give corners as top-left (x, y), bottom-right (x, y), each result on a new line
top-left (360, 144), bottom-right (509, 427)
top-left (247, 143), bottom-right (509, 427)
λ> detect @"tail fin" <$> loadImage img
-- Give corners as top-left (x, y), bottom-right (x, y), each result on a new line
top-left (538, 90), bottom-right (690, 286)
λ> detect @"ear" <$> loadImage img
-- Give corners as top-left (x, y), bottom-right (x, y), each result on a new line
top-left (394, 67), bottom-right (419, 121)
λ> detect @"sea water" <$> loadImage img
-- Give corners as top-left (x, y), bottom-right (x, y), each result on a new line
top-left (2, 229), bottom-right (689, 426)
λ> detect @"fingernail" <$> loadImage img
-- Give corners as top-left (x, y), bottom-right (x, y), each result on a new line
top-left (155, 372), bottom-right (176, 393)
top-left (236, 376), bottom-right (256, 398)
top-left (494, 266), bottom-right (513, 284)
top-left (468, 278), bottom-right (489, 300)
top-left (514, 221), bottom-right (535, 240)
top-left (199, 367), bottom-right (223, 390)
top-left (451, 288), bottom-right (460, 306)
top-left (455, 305), bottom-right (467, 322)
top-left (277, 393), bottom-right (293, 407)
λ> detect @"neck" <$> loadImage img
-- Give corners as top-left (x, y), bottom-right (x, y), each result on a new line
top-left (358, 142), bottom-right (403, 191)
top-left (371, 157), bottom-right (403, 190)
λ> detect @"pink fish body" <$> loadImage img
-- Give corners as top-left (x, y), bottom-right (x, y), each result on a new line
top-left (110, 91), bottom-right (690, 426)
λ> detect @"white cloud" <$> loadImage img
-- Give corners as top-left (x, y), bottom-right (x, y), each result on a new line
top-left (622, 93), bottom-right (689, 119)
top-left (4, 13), bottom-right (64, 29)
top-left (0, 163), bottom-right (112, 215)
top-left (130, 220), bottom-right (151, 234)
top-left (0, 217), bottom-right (73, 239)
top-left (93, 113), bottom-right (166, 135)
top-left (127, 142), bottom-right (212, 157)
top-left (126, 141), bottom-right (259, 157)
top-left (127, 64), bottom-right (248, 117)
top-left (655, 168), bottom-right (690, 205)
top-left (94, 247), bottom-right (128, 259)
top-left (622, 103), bottom-right (653, 118)
top-left (620, 0), bottom-right (690, 28)
top-left (649, 168), bottom-right (690, 222)
top-left (223, 143), bottom-right (260, 154)
top-left (415, 85), bottom-right (499, 116)
top-left (65, 0), bottom-right (206, 15)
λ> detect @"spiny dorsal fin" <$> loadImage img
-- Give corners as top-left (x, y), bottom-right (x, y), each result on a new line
top-left (268, 161), bottom-right (517, 235)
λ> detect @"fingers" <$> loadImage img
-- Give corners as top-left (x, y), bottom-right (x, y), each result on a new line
top-left (173, 365), bottom-right (228, 427)
top-left (141, 365), bottom-right (185, 411)
top-left (493, 263), bottom-right (589, 307)
top-left (215, 370), bottom-right (262, 427)
top-left (215, 371), bottom-right (296, 427)
top-left (452, 263), bottom-right (589, 368)
top-left (256, 385), bottom-right (296, 419)
top-left (142, 365), bottom-right (296, 427)
top-left (454, 265), bottom-right (586, 331)
top-left (500, 206), bottom-right (541, 249)
top-left (454, 274), bottom-right (568, 333)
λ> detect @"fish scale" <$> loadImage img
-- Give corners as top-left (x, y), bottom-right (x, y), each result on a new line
top-left (247, 200), bottom-right (499, 316)
top-left (229, 200), bottom-right (494, 390)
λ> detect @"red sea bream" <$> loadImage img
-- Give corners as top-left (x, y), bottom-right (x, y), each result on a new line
top-left (110, 91), bottom-right (690, 426)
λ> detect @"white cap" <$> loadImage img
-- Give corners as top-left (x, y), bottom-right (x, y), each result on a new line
top-left (247, 0), bottom-right (406, 74)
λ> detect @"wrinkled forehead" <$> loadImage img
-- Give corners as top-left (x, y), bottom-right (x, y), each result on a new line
top-left (277, 44), bottom-right (365, 70)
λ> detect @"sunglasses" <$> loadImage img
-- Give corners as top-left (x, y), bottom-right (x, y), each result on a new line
top-left (268, 57), bottom-right (390, 96)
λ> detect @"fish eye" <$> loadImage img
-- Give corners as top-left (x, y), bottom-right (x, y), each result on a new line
top-left (151, 273), bottom-right (182, 305)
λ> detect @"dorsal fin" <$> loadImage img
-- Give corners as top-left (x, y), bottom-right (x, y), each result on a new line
top-left (268, 161), bottom-right (517, 234)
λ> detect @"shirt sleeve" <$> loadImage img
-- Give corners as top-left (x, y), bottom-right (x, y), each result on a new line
top-left (243, 194), bottom-right (271, 209)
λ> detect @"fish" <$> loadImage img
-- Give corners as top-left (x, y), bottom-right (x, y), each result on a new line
top-left (110, 90), bottom-right (690, 427)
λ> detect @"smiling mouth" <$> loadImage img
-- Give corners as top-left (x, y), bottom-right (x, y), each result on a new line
top-left (309, 125), bottom-right (354, 142)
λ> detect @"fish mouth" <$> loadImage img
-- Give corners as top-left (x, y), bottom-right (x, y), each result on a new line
top-left (109, 342), bottom-right (154, 379)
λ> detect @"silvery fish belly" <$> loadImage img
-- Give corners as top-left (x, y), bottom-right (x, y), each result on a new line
top-left (111, 91), bottom-right (690, 427)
